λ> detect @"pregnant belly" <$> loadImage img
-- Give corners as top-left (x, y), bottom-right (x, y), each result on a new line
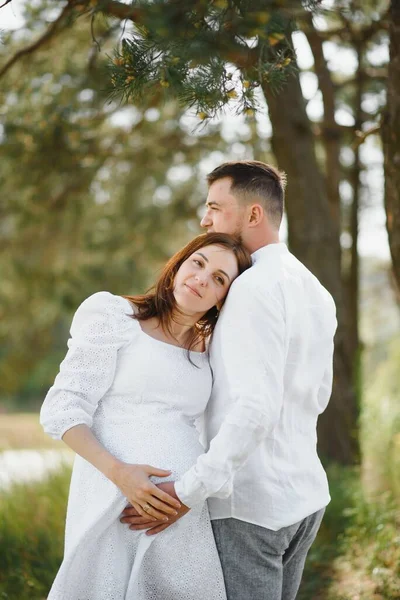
top-left (92, 412), bottom-right (204, 480)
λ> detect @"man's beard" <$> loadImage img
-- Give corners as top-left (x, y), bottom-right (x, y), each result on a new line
top-left (231, 217), bottom-right (245, 241)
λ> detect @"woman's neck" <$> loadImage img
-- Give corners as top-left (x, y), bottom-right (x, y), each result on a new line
top-left (166, 311), bottom-right (199, 344)
top-left (141, 313), bottom-right (201, 348)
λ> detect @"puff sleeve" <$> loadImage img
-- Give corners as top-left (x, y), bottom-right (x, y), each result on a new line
top-left (40, 292), bottom-right (136, 440)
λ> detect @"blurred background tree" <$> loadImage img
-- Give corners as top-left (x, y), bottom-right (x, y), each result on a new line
top-left (382, 0), bottom-right (400, 290)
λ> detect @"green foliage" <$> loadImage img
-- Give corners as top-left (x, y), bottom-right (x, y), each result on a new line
top-left (0, 467), bottom-right (71, 599)
top-left (361, 336), bottom-right (400, 498)
top-left (1, 3), bottom-right (273, 400)
top-left (107, 0), bottom-right (298, 120)
top-left (0, 461), bottom-right (398, 600)
top-left (299, 465), bottom-right (400, 599)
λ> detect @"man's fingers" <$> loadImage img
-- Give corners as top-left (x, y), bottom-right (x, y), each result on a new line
top-left (129, 521), bottom-right (162, 531)
top-left (121, 507), bottom-right (140, 518)
top-left (120, 515), bottom-right (153, 525)
top-left (146, 522), bottom-right (172, 536)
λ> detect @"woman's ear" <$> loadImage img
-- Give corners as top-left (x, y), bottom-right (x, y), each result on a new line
top-left (248, 204), bottom-right (264, 227)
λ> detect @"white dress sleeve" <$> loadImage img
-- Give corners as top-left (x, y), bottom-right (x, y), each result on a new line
top-left (40, 292), bottom-right (137, 440)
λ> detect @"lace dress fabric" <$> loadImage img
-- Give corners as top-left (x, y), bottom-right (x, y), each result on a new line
top-left (40, 292), bottom-right (226, 600)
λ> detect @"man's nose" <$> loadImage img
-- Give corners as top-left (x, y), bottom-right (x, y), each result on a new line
top-left (200, 212), bottom-right (212, 228)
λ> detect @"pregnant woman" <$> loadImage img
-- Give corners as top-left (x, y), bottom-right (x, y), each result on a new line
top-left (40, 232), bottom-right (251, 600)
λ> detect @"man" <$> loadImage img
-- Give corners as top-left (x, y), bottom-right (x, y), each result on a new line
top-left (122, 160), bottom-right (337, 599)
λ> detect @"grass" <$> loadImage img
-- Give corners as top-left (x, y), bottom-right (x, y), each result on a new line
top-left (1, 403), bottom-right (399, 599)
top-left (0, 413), bottom-right (59, 451)
top-left (299, 465), bottom-right (400, 600)
top-left (0, 467), bottom-right (71, 600)
top-left (0, 462), bottom-right (398, 600)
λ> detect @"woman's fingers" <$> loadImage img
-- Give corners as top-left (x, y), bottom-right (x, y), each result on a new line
top-left (151, 484), bottom-right (181, 509)
top-left (144, 465), bottom-right (172, 478)
top-left (142, 503), bottom-right (171, 521)
top-left (132, 501), bottom-right (157, 521)
top-left (146, 494), bottom-right (179, 516)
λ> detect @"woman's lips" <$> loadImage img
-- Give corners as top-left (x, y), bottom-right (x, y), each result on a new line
top-left (185, 284), bottom-right (202, 298)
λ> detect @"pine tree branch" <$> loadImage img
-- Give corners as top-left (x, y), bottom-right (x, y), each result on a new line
top-left (94, 0), bottom-right (260, 69)
top-left (0, 2), bottom-right (74, 79)
top-left (0, 0), bottom-right (259, 81)
top-left (91, 0), bottom-right (142, 21)
top-left (352, 124), bottom-right (380, 149)
top-left (312, 122), bottom-right (356, 137)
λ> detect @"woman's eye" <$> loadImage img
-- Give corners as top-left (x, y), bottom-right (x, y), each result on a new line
top-left (193, 259), bottom-right (202, 266)
top-left (215, 276), bottom-right (225, 285)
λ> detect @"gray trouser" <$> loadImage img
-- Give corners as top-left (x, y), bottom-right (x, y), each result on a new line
top-left (211, 509), bottom-right (325, 600)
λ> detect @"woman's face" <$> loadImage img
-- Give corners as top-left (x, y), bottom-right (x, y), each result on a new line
top-left (173, 244), bottom-right (240, 317)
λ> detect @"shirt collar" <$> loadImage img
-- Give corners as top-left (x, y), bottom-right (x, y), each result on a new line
top-left (251, 242), bottom-right (288, 264)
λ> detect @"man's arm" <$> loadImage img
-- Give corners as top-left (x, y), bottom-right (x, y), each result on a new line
top-left (122, 281), bottom-right (285, 533)
top-left (175, 280), bottom-right (285, 508)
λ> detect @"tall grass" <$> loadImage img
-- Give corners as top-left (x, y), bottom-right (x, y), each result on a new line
top-left (361, 337), bottom-right (400, 498)
top-left (0, 462), bottom-right (398, 600)
top-left (0, 467), bottom-right (70, 600)
top-left (298, 338), bottom-right (400, 599)
top-left (299, 466), bottom-right (400, 600)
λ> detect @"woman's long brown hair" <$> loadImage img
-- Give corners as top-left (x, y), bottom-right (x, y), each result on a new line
top-left (123, 232), bottom-right (252, 359)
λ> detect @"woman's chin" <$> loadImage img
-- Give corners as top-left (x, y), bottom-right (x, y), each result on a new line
top-left (174, 297), bottom-right (205, 318)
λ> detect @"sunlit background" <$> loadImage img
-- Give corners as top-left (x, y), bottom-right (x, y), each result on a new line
top-left (1, 1), bottom-right (399, 599)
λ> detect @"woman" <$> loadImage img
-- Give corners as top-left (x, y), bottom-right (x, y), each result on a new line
top-left (40, 232), bottom-right (251, 600)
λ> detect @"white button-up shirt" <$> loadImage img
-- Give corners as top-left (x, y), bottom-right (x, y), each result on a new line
top-left (175, 243), bottom-right (337, 530)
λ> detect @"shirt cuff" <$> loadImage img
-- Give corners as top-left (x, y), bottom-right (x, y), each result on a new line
top-left (174, 469), bottom-right (209, 508)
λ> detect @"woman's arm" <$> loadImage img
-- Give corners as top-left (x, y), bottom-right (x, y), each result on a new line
top-left (62, 424), bottom-right (181, 519)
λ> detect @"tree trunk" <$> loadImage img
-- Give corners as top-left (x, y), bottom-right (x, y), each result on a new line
top-left (346, 43), bottom-right (363, 394)
top-left (262, 53), bottom-right (359, 464)
top-left (382, 0), bottom-right (400, 290)
top-left (305, 15), bottom-right (342, 225)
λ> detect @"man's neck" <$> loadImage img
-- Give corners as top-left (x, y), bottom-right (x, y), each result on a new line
top-left (245, 232), bottom-right (280, 255)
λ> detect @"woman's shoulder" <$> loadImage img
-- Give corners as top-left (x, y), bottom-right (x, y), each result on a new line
top-left (70, 292), bottom-right (139, 340)
top-left (75, 291), bottom-right (134, 315)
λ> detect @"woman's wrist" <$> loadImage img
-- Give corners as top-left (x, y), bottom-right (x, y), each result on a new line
top-left (103, 456), bottom-right (126, 486)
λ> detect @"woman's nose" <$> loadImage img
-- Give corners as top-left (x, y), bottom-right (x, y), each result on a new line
top-left (195, 272), bottom-right (208, 286)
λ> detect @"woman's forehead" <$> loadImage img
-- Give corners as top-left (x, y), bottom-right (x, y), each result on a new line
top-left (192, 244), bottom-right (231, 259)
top-left (191, 245), bottom-right (239, 274)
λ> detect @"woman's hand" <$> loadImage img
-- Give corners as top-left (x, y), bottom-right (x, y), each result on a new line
top-left (120, 482), bottom-right (190, 535)
top-left (60, 426), bottom-right (180, 521)
top-left (111, 463), bottom-right (182, 521)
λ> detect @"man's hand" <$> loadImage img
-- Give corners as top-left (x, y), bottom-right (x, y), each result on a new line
top-left (120, 482), bottom-right (190, 536)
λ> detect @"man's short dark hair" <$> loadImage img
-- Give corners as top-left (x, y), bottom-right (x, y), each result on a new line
top-left (207, 160), bottom-right (286, 228)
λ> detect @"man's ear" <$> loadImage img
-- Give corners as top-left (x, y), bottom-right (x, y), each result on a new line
top-left (248, 204), bottom-right (264, 227)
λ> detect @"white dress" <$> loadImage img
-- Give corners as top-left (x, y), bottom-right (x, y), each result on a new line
top-left (40, 292), bottom-right (227, 600)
